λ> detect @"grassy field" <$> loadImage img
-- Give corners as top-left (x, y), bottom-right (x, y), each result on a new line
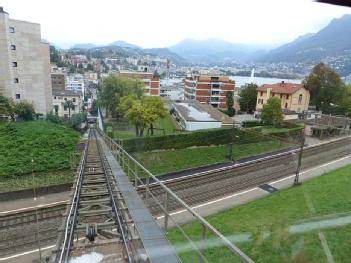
top-left (113, 113), bottom-right (178, 139)
top-left (167, 164), bottom-right (351, 263)
top-left (133, 140), bottom-right (287, 175)
top-left (0, 121), bottom-right (80, 178)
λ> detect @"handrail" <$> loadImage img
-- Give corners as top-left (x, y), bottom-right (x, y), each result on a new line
top-left (97, 128), bottom-right (255, 263)
top-left (93, 129), bottom-right (134, 262)
top-left (57, 129), bottom-right (91, 263)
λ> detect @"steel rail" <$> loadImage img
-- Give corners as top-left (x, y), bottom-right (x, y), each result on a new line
top-left (57, 129), bottom-right (91, 263)
top-left (138, 134), bottom-right (351, 188)
top-left (93, 129), bottom-right (134, 262)
top-left (98, 129), bottom-right (255, 263)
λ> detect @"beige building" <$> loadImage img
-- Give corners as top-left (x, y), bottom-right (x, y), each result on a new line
top-left (51, 73), bottom-right (65, 91)
top-left (256, 82), bottom-right (310, 113)
top-left (0, 7), bottom-right (52, 114)
top-left (52, 90), bottom-right (83, 118)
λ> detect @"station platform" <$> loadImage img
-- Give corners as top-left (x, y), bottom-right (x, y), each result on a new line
top-left (98, 133), bottom-right (180, 263)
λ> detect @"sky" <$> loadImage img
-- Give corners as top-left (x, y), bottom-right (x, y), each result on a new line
top-left (1, 0), bottom-right (351, 49)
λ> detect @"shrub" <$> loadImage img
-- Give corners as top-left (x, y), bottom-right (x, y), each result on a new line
top-left (242, 120), bottom-right (263, 127)
top-left (120, 128), bottom-right (266, 152)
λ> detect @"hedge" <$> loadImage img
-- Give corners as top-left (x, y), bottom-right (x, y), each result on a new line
top-left (242, 120), bottom-right (263, 127)
top-left (120, 128), bottom-right (267, 152)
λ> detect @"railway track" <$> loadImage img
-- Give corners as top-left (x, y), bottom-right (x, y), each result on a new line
top-left (2, 134), bottom-right (350, 260)
top-left (0, 205), bottom-right (65, 257)
top-left (54, 129), bottom-right (143, 263)
top-left (136, 135), bottom-right (351, 215)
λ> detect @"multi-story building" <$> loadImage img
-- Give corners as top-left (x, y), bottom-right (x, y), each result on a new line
top-left (52, 90), bottom-right (83, 118)
top-left (184, 74), bottom-right (235, 108)
top-left (66, 74), bottom-right (85, 95)
top-left (0, 7), bottom-right (52, 114)
top-left (118, 71), bottom-right (160, 96)
top-left (256, 82), bottom-right (310, 113)
top-left (51, 73), bottom-right (65, 91)
top-left (160, 79), bottom-right (184, 101)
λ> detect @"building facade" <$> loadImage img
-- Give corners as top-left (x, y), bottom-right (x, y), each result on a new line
top-left (51, 73), bottom-right (65, 91)
top-left (118, 71), bottom-right (160, 96)
top-left (184, 75), bottom-right (235, 109)
top-left (65, 74), bottom-right (85, 95)
top-left (256, 82), bottom-right (310, 113)
top-left (52, 90), bottom-right (83, 118)
top-left (0, 7), bottom-right (52, 114)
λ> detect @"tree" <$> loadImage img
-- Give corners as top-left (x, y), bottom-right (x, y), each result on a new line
top-left (15, 101), bottom-right (35, 121)
top-left (239, 83), bottom-right (258, 114)
top-left (261, 97), bottom-right (283, 126)
top-left (226, 91), bottom-right (235, 117)
top-left (98, 75), bottom-right (145, 117)
top-left (0, 96), bottom-right (16, 121)
top-left (49, 45), bottom-right (60, 63)
top-left (64, 100), bottom-right (75, 117)
top-left (119, 96), bottom-right (166, 137)
top-left (303, 62), bottom-right (344, 111)
top-left (90, 100), bottom-right (98, 116)
top-left (340, 85), bottom-right (351, 117)
top-left (142, 96), bottom-right (166, 135)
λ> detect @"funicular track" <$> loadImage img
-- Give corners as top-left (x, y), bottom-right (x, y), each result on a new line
top-left (54, 129), bottom-right (144, 263)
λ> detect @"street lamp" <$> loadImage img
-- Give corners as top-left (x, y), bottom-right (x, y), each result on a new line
top-left (293, 125), bottom-right (305, 186)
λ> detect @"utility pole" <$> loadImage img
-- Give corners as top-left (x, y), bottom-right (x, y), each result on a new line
top-left (32, 159), bottom-right (42, 261)
top-left (293, 124), bottom-right (305, 186)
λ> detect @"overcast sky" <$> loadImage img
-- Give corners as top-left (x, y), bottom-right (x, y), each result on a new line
top-left (1, 0), bottom-right (351, 49)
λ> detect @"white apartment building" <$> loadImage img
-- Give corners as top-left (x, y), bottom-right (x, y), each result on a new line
top-left (66, 74), bottom-right (85, 95)
top-left (160, 79), bottom-right (184, 101)
top-left (52, 90), bottom-right (83, 118)
top-left (0, 7), bottom-right (52, 114)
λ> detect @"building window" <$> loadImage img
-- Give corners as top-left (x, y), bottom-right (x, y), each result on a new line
top-left (9, 27), bottom-right (15, 33)
top-left (260, 91), bottom-right (263, 96)
top-left (299, 94), bottom-right (303, 103)
top-left (72, 98), bottom-right (76, 102)
top-left (286, 94), bottom-right (289, 99)
top-left (272, 93), bottom-right (275, 97)
top-left (14, 78), bottom-right (19, 83)
top-left (15, 94), bottom-right (20, 99)
top-left (280, 94), bottom-right (283, 99)
top-left (54, 96), bottom-right (57, 99)
top-left (11, 45), bottom-right (16, 50)
top-left (285, 103), bottom-right (288, 108)
top-left (12, 62), bottom-right (17, 67)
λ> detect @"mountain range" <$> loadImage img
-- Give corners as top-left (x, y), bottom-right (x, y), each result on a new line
top-left (59, 13), bottom-right (351, 75)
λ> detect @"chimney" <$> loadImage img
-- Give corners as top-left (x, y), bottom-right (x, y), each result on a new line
top-left (281, 80), bottom-right (285, 86)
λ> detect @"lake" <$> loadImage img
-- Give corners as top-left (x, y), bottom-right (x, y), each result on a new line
top-left (230, 76), bottom-right (302, 87)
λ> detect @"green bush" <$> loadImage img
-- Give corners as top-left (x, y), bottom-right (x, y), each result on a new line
top-left (242, 120), bottom-right (263, 127)
top-left (120, 128), bottom-right (266, 152)
top-left (0, 121), bottom-right (80, 177)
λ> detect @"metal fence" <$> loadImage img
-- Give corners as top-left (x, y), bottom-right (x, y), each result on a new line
top-left (97, 129), bottom-right (255, 263)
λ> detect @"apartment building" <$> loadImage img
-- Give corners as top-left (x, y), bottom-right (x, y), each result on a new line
top-left (0, 7), bottom-right (52, 114)
top-left (256, 82), bottom-right (310, 113)
top-left (184, 74), bottom-right (235, 109)
top-left (66, 74), bottom-right (85, 95)
top-left (52, 90), bottom-right (83, 117)
top-left (118, 71), bottom-right (160, 96)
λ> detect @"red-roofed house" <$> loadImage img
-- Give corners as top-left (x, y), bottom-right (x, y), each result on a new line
top-left (256, 81), bottom-right (310, 113)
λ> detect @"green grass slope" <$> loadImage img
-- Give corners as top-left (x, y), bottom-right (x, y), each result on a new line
top-left (0, 121), bottom-right (80, 177)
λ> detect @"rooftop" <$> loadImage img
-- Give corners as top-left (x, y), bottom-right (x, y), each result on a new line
top-left (53, 90), bottom-right (83, 97)
top-left (173, 100), bottom-right (234, 124)
top-left (257, 81), bottom-right (304, 94)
